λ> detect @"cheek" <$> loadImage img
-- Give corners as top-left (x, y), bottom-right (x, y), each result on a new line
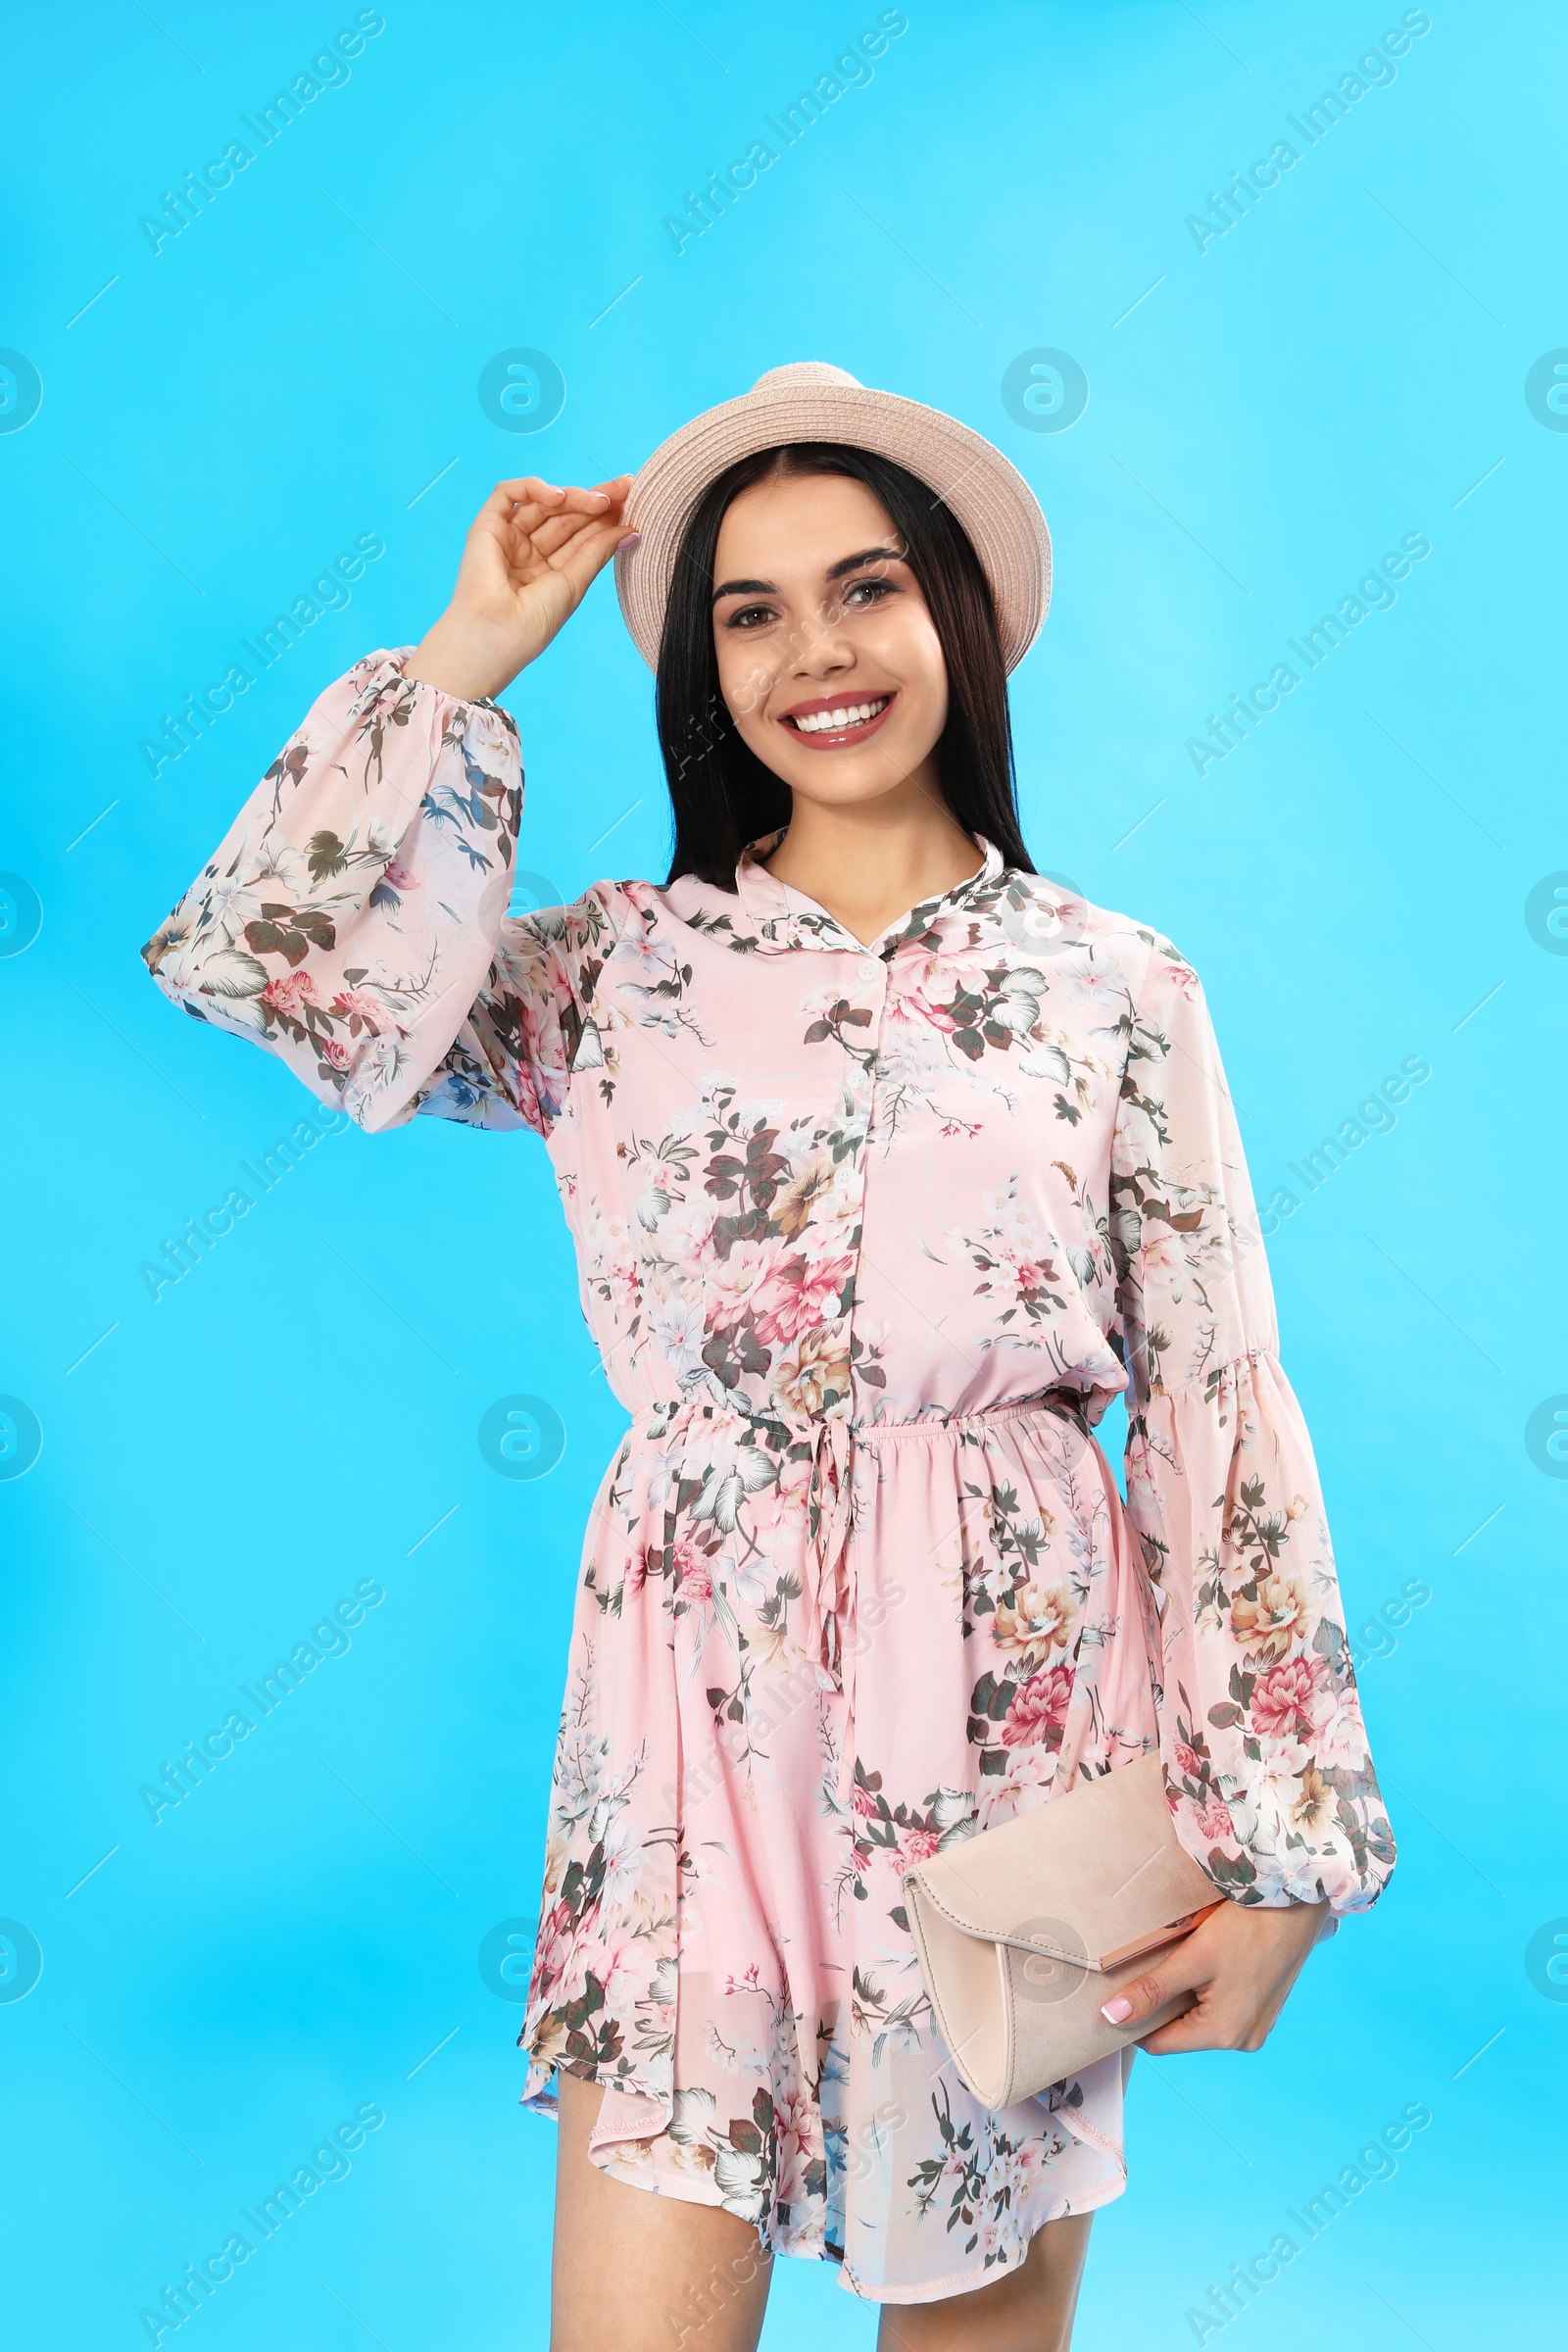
top-left (713, 632), bottom-right (779, 726)
top-left (874, 608), bottom-right (948, 736)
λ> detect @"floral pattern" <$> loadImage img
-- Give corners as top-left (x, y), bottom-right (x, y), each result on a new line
top-left (142, 649), bottom-right (1394, 2307)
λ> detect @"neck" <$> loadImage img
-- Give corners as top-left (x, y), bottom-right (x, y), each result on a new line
top-left (759, 772), bottom-right (983, 948)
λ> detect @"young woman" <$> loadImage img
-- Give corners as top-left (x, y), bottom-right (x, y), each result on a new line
top-left (142, 364), bottom-right (1394, 2351)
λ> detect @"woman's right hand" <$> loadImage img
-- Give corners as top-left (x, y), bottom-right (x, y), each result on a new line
top-left (404, 472), bottom-right (634, 704)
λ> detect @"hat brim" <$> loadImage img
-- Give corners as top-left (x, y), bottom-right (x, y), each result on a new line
top-left (613, 379), bottom-right (1051, 675)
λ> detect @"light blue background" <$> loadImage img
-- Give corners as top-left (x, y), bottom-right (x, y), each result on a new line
top-left (2, 3), bottom-right (1563, 2345)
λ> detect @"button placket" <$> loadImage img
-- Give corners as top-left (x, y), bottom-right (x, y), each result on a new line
top-left (839, 950), bottom-right (889, 1419)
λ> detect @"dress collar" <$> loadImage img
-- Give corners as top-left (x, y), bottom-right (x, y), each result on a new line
top-left (731, 828), bottom-right (1006, 955)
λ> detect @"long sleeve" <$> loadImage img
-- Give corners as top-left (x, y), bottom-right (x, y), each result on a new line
top-left (1110, 934), bottom-right (1395, 1915)
top-left (142, 648), bottom-right (620, 1138)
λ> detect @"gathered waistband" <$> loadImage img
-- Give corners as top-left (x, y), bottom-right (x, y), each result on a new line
top-left (623, 1386), bottom-right (1100, 1810)
top-left (634, 1387), bottom-right (1095, 1448)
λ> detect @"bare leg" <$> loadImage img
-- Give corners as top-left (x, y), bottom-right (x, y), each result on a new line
top-left (550, 2068), bottom-right (775, 2352)
top-left (873, 2212), bottom-right (1093, 2352)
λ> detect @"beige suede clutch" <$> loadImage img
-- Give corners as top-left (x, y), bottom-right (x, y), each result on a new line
top-left (900, 1751), bottom-right (1221, 2109)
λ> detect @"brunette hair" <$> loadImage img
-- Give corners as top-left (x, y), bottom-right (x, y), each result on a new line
top-left (654, 442), bottom-right (1035, 889)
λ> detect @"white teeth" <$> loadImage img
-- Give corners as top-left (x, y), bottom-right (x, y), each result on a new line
top-left (794, 697), bottom-right (888, 734)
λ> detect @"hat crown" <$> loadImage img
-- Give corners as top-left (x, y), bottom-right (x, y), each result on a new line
top-left (750, 361), bottom-right (861, 393)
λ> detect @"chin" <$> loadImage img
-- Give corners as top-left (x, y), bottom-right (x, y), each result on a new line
top-left (779, 757), bottom-right (927, 808)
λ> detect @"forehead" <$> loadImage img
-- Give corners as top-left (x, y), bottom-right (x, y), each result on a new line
top-left (712, 469), bottom-right (898, 580)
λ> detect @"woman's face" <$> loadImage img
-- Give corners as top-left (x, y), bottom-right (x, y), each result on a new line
top-left (710, 471), bottom-right (948, 813)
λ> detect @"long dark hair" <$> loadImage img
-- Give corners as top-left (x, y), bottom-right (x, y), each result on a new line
top-left (655, 442), bottom-right (1036, 889)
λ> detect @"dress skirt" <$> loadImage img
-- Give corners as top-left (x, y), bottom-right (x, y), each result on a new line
top-left (517, 1393), bottom-right (1162, 2305)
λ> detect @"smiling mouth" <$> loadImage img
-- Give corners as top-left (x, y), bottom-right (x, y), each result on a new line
top-left (781, 693), bottom-right (896, 746)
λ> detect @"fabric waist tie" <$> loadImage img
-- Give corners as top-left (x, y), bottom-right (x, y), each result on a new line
top-left (636, 1388), bottom-right (1096, 1810)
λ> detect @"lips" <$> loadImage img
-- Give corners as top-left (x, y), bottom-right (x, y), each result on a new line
top-left (779, 691), bottom-right (896, 750)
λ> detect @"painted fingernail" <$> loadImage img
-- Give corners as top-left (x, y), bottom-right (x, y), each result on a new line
top-left (617, 530), bottom-right (641, 551)
top-left (1101, 1995), bottom-right (1134, 2023)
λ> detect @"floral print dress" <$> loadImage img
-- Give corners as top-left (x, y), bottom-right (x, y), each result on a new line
top-left (142, 650), bottom-right (1394, 2307)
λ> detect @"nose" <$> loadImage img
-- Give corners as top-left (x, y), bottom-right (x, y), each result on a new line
top-left (789, 600), bottom-right (857, 681)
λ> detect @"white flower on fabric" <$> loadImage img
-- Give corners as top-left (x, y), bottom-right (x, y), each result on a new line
top-left (206, 874), bottom-right (270, 935)
top-left (1313, 1682), bottom-right (1368, 1770)
top-left (599, 1810), bottom-right (642, 1909)
top-left (250, 840), bottom-right (311, 893)
top-left (355, 1033), bottom-right (406, 1090)
top-left (713, 2145), bottom-right (769, 2221)
top-left (666, 2085), bottom-right (716, 2145)
top-left (1058, 953), bottom-right (1122, 1004)
top-left (650, 1298), bottom-right (708, 1382)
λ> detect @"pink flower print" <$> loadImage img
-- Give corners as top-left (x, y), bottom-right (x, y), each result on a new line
top-left (534, 1897), bottom-right (576, 1991)
top-left (706, 1233), bottom-right (792, 1326)
top-left (380, 857), bottom-right (418, 893)
top-left (675, 1546), bottom-right (712, 1606)
top-left (890, 955), bottom-right (962, 1033)
top-left (1195, 1797), bottom-right (1236, 1842)
top-left (751, 1249), bottom-right (854, 1347)
top-left (1001, 1665), bottom-right (1073, 1745)
top-left (901, 1825), bottom-right (941, 1864)
top-left (262, 968), bottom-right (318, 1018)
top-left (331, 985), bottom-right (381, 1028)
top-left (1139, 1234), bottom-right (1185, 1285)
top-left (1174, 1740), bottom-right (1203, 1782)
top-left (1250, 1655), bottom-right (1327, 1740)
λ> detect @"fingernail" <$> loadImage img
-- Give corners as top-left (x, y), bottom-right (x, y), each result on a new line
top-left (617, 530), bottom-right (641, 551)
top-left (1101, 1995), bottom-right (1134, 2024)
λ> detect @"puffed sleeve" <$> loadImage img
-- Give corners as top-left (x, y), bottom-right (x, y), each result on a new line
top-left (141, 648), bottom-right (620, 1138)
top-left (1110, 933), bottom-right (1396, 1915)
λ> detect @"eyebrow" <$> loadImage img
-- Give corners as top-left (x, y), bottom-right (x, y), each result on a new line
top-left (710, 545), bottom-right (906, 603)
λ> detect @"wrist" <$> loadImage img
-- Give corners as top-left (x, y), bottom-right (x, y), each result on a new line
top-left (403, 610), bottom-right (519, 704)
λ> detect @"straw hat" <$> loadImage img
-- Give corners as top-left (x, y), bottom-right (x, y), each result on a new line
top-left (613, 362), bottom-right (1052, 674)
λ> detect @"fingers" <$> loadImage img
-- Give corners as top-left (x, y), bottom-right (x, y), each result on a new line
top-left (548, 509), bottom-right (636, 602)
top-left (485, 472), bottom-right (631, 527)
top-left (530, 504), bottom-right (623, 561)
top-left (1136, 1993), bottom-right (1257, 2056)
top-left (1105, 1900), bottom-right (1322, 2055)
top-left (1100, 1930), bottom-right (1212, 2034)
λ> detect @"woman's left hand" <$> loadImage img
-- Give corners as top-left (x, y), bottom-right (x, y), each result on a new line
top-left (1101, 1898), bottom-right (1335, 2053)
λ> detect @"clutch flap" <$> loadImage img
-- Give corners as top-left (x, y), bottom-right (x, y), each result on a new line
top-left (901, 1751), bottom-right (1216, 1973)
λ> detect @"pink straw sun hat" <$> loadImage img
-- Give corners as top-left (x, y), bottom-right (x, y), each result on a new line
top-left (612, 361), bottom-right (1053, 675)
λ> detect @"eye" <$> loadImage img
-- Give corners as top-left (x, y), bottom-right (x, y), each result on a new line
top-left (721, 602), bottom-right (777, 630)
top-left (842, 577), bottom-right (896, 609)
